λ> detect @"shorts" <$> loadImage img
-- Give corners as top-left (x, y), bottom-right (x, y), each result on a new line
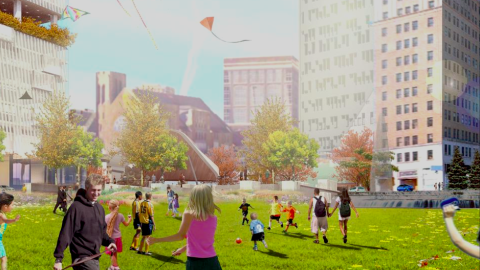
top-left (242, 211), bottom-right (248, 217)
top-left (315, 216), bottom-right (328, 233)
top-left (338, 212), bottom-right (350, 221)
top-left (270, 215), bottom-right (280, 221)
top-left (133, 215), bottom-right (141, 230)
top-left (141, 222), bottom-right (153, 236)
top-left (287, 219), bottom-right (294, 224)
top-left (106, 237), bottom-right (123, 255)
top-left (186, 256), bottom-right (222, 270)
top-left (251, 232), bottom-right (265, 242)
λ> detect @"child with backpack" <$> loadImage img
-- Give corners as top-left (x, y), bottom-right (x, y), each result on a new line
top-left (281, 201), bottom-right (299, 234)
top-left (267, 196), bottom-right (283, 230)
top-left (329, 188), bottom-right (359, 243)
top-left (308, 188), bottom-right (329, 244)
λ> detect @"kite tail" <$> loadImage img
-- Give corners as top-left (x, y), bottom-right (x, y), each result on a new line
top-left (132, 0), bottom-right (158, 49)
top-left (116, 0), bottom-right (131, 16)
top-left (211, 31), bottom-right (250, 43)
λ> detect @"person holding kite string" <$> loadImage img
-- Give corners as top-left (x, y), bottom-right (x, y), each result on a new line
top-left (53, 174), bottom-right (116, 270)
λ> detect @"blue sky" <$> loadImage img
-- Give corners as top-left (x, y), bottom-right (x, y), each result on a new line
top-left (66, 0), bottom-right (299, 118)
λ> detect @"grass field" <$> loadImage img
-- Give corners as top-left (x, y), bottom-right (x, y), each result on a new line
top-left (4, 200), bottom-right (480, 270)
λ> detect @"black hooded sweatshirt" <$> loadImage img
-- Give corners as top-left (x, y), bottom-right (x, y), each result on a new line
top-left (54, 189), bottom-right (114, 263)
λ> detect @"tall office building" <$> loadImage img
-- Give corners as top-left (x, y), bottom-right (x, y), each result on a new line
top-left (299, 0), bottom-right (376, 157)
top-left (223, 56), bottom-right (299, 132)
top-left (0, 0), bottom-right (67, 188)
top-left (374, 0), bottom-right (480, 190)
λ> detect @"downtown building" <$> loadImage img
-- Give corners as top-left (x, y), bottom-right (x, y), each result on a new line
top-left (223, 56), bottom-right (299, 133)
top-left (374, 0), bottom-right (480, 190)
top-left (0, 0), bottom-right (67, 188)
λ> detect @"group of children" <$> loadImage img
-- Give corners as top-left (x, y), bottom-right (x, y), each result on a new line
top-left (239, 188), bottom-right (359, 251)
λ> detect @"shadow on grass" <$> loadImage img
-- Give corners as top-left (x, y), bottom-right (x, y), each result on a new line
top-left (269, 232), bottom-right (310, 240)
top-left (321, 244), bottom-right (361, 250)
top-left (257, 249), bottom-right (289, 259)
top-left (151, 253), bottom-right (184, 265)
top-left (348, 244), bottom-right (388, 250)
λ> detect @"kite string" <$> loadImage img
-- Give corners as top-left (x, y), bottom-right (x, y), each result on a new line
top-left (210, 31), bottom-right (250, 43)
top-left (116, 0), bottom-right (131, 16)
top-left (131, 0), bottom-right (158, 50)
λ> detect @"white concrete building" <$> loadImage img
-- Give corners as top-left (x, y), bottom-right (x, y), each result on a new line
top-left (0, 0), bottom-right (68, 188)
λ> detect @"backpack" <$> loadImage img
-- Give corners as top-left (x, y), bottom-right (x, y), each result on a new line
top-left (340, 199), bottom-right (351, 218)
top-left (314, 196), bottom-right (327, 217)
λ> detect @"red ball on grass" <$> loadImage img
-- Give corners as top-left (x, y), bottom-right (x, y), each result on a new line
top-left (236, 238), bottom-right (242, 244)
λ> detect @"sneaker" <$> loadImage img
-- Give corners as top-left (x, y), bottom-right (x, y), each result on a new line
top-left (137, 251), bottom-right (145, 255)
top-left (263, 242), bottom-right (268, 249)
top-left (323, 236), bottom-right (328, 244)
top-left (246, 219), bottom-right (249, 224)
top-left (130, 247), bottom-right (138, 251)
top-left (282, 230), bottom-right (287, 234)
top-left (343, 235), bottom-right (347, 244)
top-left (144, 252), bottom-right (152, 256)
top-left (253, 245), bottom-right (258, 251)
top-left (267, 227), bottom-right (271, 230)
top-left (280, 222), bottom-right (284, 228)
top-left (295, 223), bottom-right (298, 229)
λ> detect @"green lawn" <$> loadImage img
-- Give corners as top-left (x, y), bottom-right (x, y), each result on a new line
top-left (5, 200), bottom-right (480, 270)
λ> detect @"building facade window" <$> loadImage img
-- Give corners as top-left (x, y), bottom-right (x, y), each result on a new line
top-left (413, 135), bottom-right (418, 145)
top-left (427, 134), bottom-right (433, 143)
top-left (428, 150), bottom-right (433, 160)
top-left (427, 101), bottom-right (433, 110)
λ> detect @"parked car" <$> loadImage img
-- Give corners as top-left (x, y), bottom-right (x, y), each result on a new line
top-left (397, 184), bottom-right (414, 192)
top-left (349, 186), bottom-right (367, 192)
top-left (0, 185), bottom-right (15, 191)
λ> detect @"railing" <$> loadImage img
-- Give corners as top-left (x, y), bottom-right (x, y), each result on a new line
top-left (24, 0), bottom-right (65, 14)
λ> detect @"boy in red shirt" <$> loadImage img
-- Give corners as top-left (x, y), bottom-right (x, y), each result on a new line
top-left (282, 201), bottom-right (300, 233)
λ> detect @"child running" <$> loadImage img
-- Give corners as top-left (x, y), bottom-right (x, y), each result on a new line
top-left (105, 200), bottom-right (132, 270)
top-left (282, 200), bottom-right (300, 234)
top-left (138, 192), bottom-right (155, 256)
top-left (130, 191), bottom-right (143, 251)
top-left (250, 213), bottom-right (267, 251)
top-left (172, 193), bottom-right (180, 217)
top-left (268, 196), bottom-right (283, 230)
top-left (238, 198), bottom-right (254, 225)
top-left (329, 188), bottom-right (359, 244)
top-left (0, 193), bottom-right (20, 270)
top-left (147, 185), bottom-right (222, 269)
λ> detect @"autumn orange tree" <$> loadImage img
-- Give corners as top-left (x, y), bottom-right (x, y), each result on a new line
top-left (208, 145), bottom-right (240, 185)
top-left (331, 127), bottom-right (373, 190)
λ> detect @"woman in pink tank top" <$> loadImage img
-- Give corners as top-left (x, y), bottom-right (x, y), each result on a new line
top-left (148, 185), bottom-right (222, 269)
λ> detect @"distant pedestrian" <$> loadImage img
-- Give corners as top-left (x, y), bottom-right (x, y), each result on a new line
top-left (113, 177), bottom-right (117, 185)
top-left (308, 188), bottom-right (329, 244)
top-left (166, 186), bottom-right (174, 216)
top-left (329, 188), bottom-right (359, 244)
top-left (238, 198), bottom-right (254, 225)
top-left (434, 183), bottom-right (437, 190)
top-left (438, 182), bottom-right (442, 191)
top-left (53, 186), bottom-right (67, 214)
top-left (172, 194), bottom-right (180, 217)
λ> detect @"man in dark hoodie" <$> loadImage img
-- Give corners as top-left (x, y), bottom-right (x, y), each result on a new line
top-left (53, 174), bottom-right (116, 270)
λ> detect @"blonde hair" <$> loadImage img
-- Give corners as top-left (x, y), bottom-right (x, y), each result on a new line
top-left (187, 185), bottom-right (220, 221)
top-left (85, 174), bottom-right (103, 189)
top-left (250, 212), bottom-right (258, 220)
top-left (106, 199), bottom-right (120, 237)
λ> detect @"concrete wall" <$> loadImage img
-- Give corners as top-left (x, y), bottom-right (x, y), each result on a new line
top-left (214, 185), bottom-right (240, 192)
top-left (240, 181), bottom-right (262, 190)
top-left (31, 163), bottom-right (44, 184)
top-left (0, 159), bottom-right (8, 186)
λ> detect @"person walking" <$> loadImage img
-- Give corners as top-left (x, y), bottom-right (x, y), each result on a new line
top-left (54, 186), bottom-right (67, 214)
top-left (329, 188), bottom-right (359, 243)
top-left (308, 188), bottom-right (329, 244)
top-left (53, 174), bottom-right (116, 270)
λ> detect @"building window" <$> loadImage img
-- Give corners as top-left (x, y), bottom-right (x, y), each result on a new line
top-left (402, 23), bottom-right (408, 32)
top-left (396, 89), bottom-right (402, 99)
top-left (382, 60), bottom-right (388, 69)
top-left (428, 68), bottom-right (433, 77)
top-left (396, 57), bottom-right (402, 66)
top-left (285, 69), bottom-right (292, 81)
top-left (427, 117), bottom-right (433, 127)
top-left (427, 150), bottom-right (433, 160)
top-left (396, 25), bottom-right (402, 34)
top-left (412, 103), bottom-right (418, 112)
top-left (404, 88), bottom-right (410, 97)
top-left (396, 137), bottom-right (402, 147)
top-left (382, 76), bottom-right (388, 85)
top-left (382, 44), bottom-right (388, 53)
top-left (404, 137), bottom-right (410, 147)
top-left (404, 72), bottom-right (410, 81)
top-left (224, 87), bottom-right (230, 105)
top-left (413, 151), bottom-right (418, 161)
top-left (427, 84), bottom-right (433, 94)
top-left (397, 41), bottom-right (402, 50)
top-left (412, 119), bottom-right (418, 129)
top-left (382, 108), bottom-right (388, 116)
top-left (397, 121), bottom-right (402, 130)
top-left (427, 101), bottom-right (433, 110)
top-left (287, 85), bottom-right (292, 104)
top-left (427, 51), bottom-right (434, 61)
top-left (412, 54), bottom-right (418, 63)
top-left (412, 37), bottom-right (418, 47)
top-left (382, 91), bottom-right (387, 101)
top-left (397, 106), bottom-right (402, 115)
top-left (224, 71), bottom-right (230, 83)
top-left (428, 34), bottom-right (434, 44)
top-left (413, 135), bottom-right (418, 145)
top-left (382, 27), bottom-right (388, 37)
top-left (396, 73), bottom-right (402, 82)
top-left (412, 87), bottom-right (418, 96)
top-left (404, 120), bottom-right (410, 130)
top-left (413, 5), bottom-right (419, 12)
top-left (404, 55), bottom-right (410, 65)
top-left (405, 152), bottom-right (410, 161)
top-left (233, 86), bottom-right (248, 106)
top-left (383, 12), bottom-right (389, 20)
top-left (224, 108), bottom-right (231, 123)
top-left (404, 39), bottom-right (410, 48)
top-left (427, 134), bottom-right (433, 143)
top-left (397, 153), bottom-right (403, 162)
top-left (412, 21), bottom-right (418, 30)
top-left (428, 17), bottom-right (434, 27)
top-left (233, 108), bottom-right (248, 123)
top-left (412, 70), bottom-right (418, 80)
top-left (429, 1), bottom-right (434, 8)
top-left (406, 6), bottom-right (411, 14)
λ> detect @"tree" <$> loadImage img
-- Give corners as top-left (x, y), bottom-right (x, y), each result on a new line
top-left (33, 91), bottom-right (78, 185)
top-left (112, 91), bottom-right (188, 186)
top-left (331, 127), bottom-right (374, 190)
top-left (0, 130), bottom-right (5, 162)
top-left (241, 98), bottom-right (295, 183)
top-left (276, 165), bottom-right (318, 182)
top-left (468, 150), bottom-right (480, 189)
top-left (208, 145), bottom-right (241, 185)
top-left (448, 146), bottom-right (469, 190)
top-left (262, 129), bottom-right (319, 181)
top-left (72, 126), bottom-right (104, 185)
